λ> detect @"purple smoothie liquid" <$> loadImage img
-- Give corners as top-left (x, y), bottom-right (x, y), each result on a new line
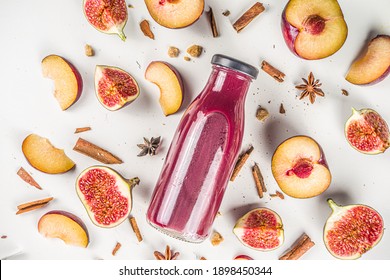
top-left (147, 64), bottom-right (253, 242)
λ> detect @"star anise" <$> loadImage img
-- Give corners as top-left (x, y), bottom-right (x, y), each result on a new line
top-left (137, 136), bottom-right (161, 157)
top-left (153, 245), bottom-right (180, 260)
top-left (295, 72), bottom-right (325, 104)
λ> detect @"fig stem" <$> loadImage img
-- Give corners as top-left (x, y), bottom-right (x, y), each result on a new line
top-left (128, 177), bottom-right (140, 189)
top-left (117, 30), bottom-right (126, 41)
top-left (327, 198), bottom-right (340, 211)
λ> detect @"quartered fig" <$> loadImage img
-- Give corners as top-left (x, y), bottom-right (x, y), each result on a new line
top-left (345, 108), bottom-right (390, 154)
top-left (233, 208), bottom-right (284, 251)
top-left (76, 166), bottom-right (140, 228)
top-left (95, 65), bottom-right (140, 111)
top-left (83, 0), bottom-right (128, 41)
top-left (324, 199), bottom-right (384, 260)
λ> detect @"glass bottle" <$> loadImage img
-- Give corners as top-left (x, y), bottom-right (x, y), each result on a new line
top-left (146, 54), bottom-right (258, 242)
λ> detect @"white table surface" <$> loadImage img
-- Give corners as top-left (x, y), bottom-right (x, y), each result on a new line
top-left (0, 0), bottom-right (389, 260)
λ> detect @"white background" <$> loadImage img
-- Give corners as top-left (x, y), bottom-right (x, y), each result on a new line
top-left (0, 0), bottom-right (389, 261)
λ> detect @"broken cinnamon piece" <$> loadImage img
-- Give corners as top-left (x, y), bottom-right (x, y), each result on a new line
top-left (261, 60), bottom-right (285, 82)
top-left (233, 2), bottom-right (265, 33)
top-left (341, 89), bottom-right (349, 96)
top-left (279, 233), bottom-right (315, 260)
top-left (252, 163), bottom-right (267, 198)
top-left (230, 146), bottom-right (254, 181)
top-left (73, 138), bottom-right (123, 164)
top-left (84, 44), bottom-right (94, 57)
top-left (129, 216), bottom-right (143, 242)
top-left (17, 167), bottom-right (42, 190)
top-left (270, 191), bottom-right (285, 199)
top-left (140, 19), bottom-right (154, 39)
top-left (210, 231), bottom-right (224, 246)
top-left (112, 242), bottom-right (122, 256)
top-left (279, 103), bottom-right (286, 114)
top-left (74, 127), bottom-right (91, 134)
top-left (16, 197), bottom-right (53, 215)
top-left (206, 7), bottom-right (219, 37)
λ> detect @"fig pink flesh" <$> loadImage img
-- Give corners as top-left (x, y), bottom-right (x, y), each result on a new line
top-left (241, 210), bottom-right (281, 250)
top-left (326, 206), bottom-right (383, 258)
top-left (78, 168), bottom-right (129, 226)
top-left (98, 67), bottom-right (138, 108)
top-left (84, 0), bottom-right (127, 31)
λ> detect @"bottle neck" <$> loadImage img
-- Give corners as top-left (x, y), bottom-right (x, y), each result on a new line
top-left (206, 65), bottom-right (253, 100)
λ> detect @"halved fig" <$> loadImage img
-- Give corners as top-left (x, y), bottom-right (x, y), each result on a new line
top-left (233, 208), bottom-right (284, 251)
top-left (83, 0), bottom-right (128, 41)
top-left (345, 108), bottom-right (390, 154)
top-left (345, 35), bottom-right (390, 85)
top-left (76, 166), bottom-right (139, 228)
top-left (95, 65), bottom-right (140, 111)
top-left (324, 199), bottom-right (384, 260)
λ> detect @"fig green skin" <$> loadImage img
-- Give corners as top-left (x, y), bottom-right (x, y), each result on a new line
top-left (323, 199), bottom-right (384, 260)
top-left (75, 166), bottom-right (140, 228)
top-left (94, 65), bottom-right (140, 111)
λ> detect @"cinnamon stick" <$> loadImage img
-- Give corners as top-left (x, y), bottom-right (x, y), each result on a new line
top-left (233, 2), bottom-right (265, 33)
top-left (207, 7), bottom-right (219, 37)
top-left (112, 242), bottom-right (122, 256)
top-left (73, 138), bottom-right (123, 164)
top-left (17, 167), bottom-right (42, 190)
top-left (252, 163), bottom-right (267, 198)
top-left (230, 146), bottom-right (254, 181)
top-left (74, 127), bottom-right (91, 134)
top-left (270, 190), bottom-right (285, 199)
top-left (261, 60), bottom-right (285, 82)
top-left (279, 233), bottom-right (315, 260)
top-left (129, 216), bottom-right (143, 242)
top-left (140, 19), bottom-right (154, 40)
top-left (16, 197), bottom-right (53, 215)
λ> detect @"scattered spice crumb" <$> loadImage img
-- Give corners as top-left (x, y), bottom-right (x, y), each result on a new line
top-left (140, 19), bottom-right (154, 39)
top-left (1, 235), bottom-right (7, 239)
top-left (199, 256), bottom-right (207, 260)
top-left (187, 45), bottom-right (203, 57)
top-left (184, 56), bottom-right (191, 61)
top-left (84, 44), bottom-right (94, 57)
top-left (216, 211), bottom-right (222, 217)
top-left (168, 46), bottom-right (180, 58)
top-left (128, 4), bottom-right (133, 8)
top-left (341, 89), bottom-right (349, 96)
top-left (112, 242), bottom-right (122, 256)
top-left (129, 216), bottom-right (143, 242)
top-left (270, 191), bottom-right (285, 199)
top-left (279, 103), bottom-right (286, 114)
top-left (222, 10), bottom-right (230, 17)
top-left (74, 127), bottom-right (91, 134)
top-left (256, 107), bottom-right (269, 122)
top-left (210, 231), bottom-right (224, 246)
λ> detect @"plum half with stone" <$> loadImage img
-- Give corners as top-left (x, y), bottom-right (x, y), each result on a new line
top-left (145, 0), bottom-right (204, 29)
top-left (38, 211), bottom-right (89, 248)
top-left (271, 136), bottom-right (331, 198)
top-left (345, 108), bottom-right (390, 154)
top-left (76, 166), bottom-right (140, 228)
top-left (42, 54), bottom-right (83, 110)
top-left (83, 0), bottom-right (128, 41)
top-left (281, 0), bottom-right (348, 60)
top-left (233, 208), bottom-right (284, 251)
top-left (324, 199), bottom-right (384, 260)
top-left (145, 61), bottom-right (184, 116)
top-left (346, 35), bottom-right (390, 85)
top-left (95, 65), bottom-right (140, 111)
